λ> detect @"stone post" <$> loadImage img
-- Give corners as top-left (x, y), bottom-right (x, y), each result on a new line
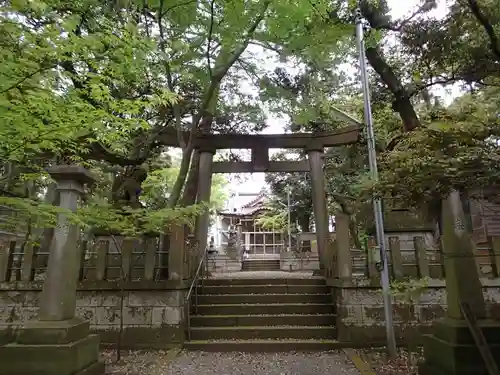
top-left (335, 212), bottom-right (352, 279)
top-left (307, 146), bottom-right (328, 271)
top-left (168, 224), bottom-right (186, 280)
top-left (419, 190), bottom-right (500, 375)
top-left (236, 223), bottom-right (243, 259)
top-left (39, 166), bottom-right (95, 320)
top-left (441, 190), bottom-right (486, 319)
top-left (195, 148), bottom-right (215, 256)
top-left (0, 165), bottom-right (104, 375)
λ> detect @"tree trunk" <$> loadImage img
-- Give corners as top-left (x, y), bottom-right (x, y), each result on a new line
top-left (299, 214), bottom-right (310, 232)
top-left (364, 46), bottom-right (421, 132)
top-left (180, 149), bottom-right (200, 206)
top-left (167, 147), bottom-right (193, 208)
top-left (348, 215), bottom-right (362, 250)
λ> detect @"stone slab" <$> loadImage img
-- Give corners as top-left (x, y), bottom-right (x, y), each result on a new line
top-left (76, 361), bottom-right (105, 375)
top-left (421, 333), bottom-right (500, 375)
top-left (0, 334), bottom-right (101, 375)
top-left (16, 318), bottom-right (90, 345)
top-left (97, 326), bottom-right (185, 349)
top-left (433, 317), bottom-right (500, 345)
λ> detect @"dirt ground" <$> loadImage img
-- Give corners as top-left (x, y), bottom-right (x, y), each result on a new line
top-left (354, 347), bottom-right (423, 375)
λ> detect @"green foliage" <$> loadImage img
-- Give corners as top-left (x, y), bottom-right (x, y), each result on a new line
top-left (141, 153), bottom-right (228, 210)
top-left (264, 151), bottom-right (312, 231)
top-left (255, 209), bottom-right (287, 231)
top-left (76, 202), bottom-right (208, 237)
top-left (374, 104), bottom-right (500, 208)
top-left (0, 194), bottom-right (208, 239)
top-left (0, 196), bottom-right (61, 235)
top-left (389, 277), bottom-right (430, 304)
top-left (0, 0), bottom-right (160, 165)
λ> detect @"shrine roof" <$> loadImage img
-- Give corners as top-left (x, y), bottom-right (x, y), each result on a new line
top-left (219, 190), bottom-right (269, 217)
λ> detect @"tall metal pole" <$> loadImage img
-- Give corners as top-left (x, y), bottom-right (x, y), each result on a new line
top-left (287, 187), bottom-right (292, 251)
top-left (355, 9), bottom-right (397, 358)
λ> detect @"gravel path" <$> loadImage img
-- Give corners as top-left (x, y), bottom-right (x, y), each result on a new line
top-left (166, 351), bottom-right (361, 375)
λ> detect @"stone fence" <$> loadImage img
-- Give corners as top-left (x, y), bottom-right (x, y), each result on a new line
top-left (329, 277), bottom-right (500, 345)
top-left (325, 233), bottom-right (500, 281)
top-left (325, 233), bottom-right (500, 344)
top-left (0, 226), bottom-right (199, 283)
top-left (0, 280), bottom-right (189, 348)
top-left (0, 226), bottom-right (197, 349)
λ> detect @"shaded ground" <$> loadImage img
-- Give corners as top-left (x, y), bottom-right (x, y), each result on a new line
top-left (104, 350), bottom-right (361, 375)
top-left (355, 347), bottom-right (423, 375)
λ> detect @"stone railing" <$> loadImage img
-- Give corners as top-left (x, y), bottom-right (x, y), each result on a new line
top-left (323, 232), bottom-right (500, 345)
top-left (0, 224), bottom-right (197, 284)
top-left (322, 234), bottom-right (500, 282)
top-left (0, 224), bottom-right (196, 349)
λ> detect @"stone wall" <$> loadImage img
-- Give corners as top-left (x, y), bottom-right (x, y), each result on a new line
top-left (207, 254), bottom-right (241, 274)
top-left (280, 253), bottom-right (319, 271)
top-left (0, 281), bottom-right (190, 349)
top-left (330, 278), bottom-right (500, 345)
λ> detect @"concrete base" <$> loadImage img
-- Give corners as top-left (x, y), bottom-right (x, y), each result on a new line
top-left (0, 318), bottom-right (104, 375)
top-left (419, 317), bottom-right (500, 375)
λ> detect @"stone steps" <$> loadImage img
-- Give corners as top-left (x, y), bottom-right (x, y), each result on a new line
top-left (184, 339), bottom-right (343, 352)
top-left (202, 278), bottom-right (325, 286)
top-left (189, 326), bottom-right (336, 340)
top-left (199, 284), bottom-right (329, 295)
top-left (241, 259), bottom-right (281, 271)
top-left (187, 277), bottom-right (337, 352)
top-left (195, 302), bottom-right (335, 315)
top-left (190, 313), bottom-right (337, 327)
top-left (195, 293), bottom-right (332, 304)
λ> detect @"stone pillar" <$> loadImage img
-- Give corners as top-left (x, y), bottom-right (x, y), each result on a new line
top-left (195, 148), bottom-right (215, 255)
top-left (307, 147), bottom-right (328, 271)
top-left (419, 190), bottom-right (500, 375)
top-left (335, 212), bottom-right (352, 279)
top-left (38, 166), bottom-right (95, 320)
top-left (168, 224), bottom-right (186, 280)
top-left (441, 190), bottom-right (486, 318)
top-left (0, 165), bottom-right (104, 375)
top-left (236, 223), bottom-right (243, 259)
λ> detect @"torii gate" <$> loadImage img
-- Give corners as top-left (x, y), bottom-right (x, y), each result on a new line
top-left (162, 122), bottom-right (361, 268)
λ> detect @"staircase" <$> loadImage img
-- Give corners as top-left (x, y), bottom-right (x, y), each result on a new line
top-left (241, 259), bottom-right (280, 271)
top-left (185, 277), bottom-right (339, 351)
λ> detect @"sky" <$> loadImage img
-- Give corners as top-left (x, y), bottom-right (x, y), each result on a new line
top-left (226, 0), bottom-right (453, 209)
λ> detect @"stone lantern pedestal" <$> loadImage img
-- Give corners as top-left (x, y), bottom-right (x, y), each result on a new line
top-left (0, 165), bottom-right (104, 375)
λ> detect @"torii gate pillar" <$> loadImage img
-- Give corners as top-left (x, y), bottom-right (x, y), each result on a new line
top-left (195, 148), bottom-right (215, 255)
top-left (307, 146), bottom-right (328, 271)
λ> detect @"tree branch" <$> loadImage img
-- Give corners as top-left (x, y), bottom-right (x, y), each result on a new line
top-left (167, 0), bottom-right (271, 208)
top-left (1, 66), bottom-right (52, 93)
top-left (465, 0), bottom-right (500, 62)
top-left (206, 0), bottom-right (216, 78)
top-left (158, 0), bottom-right (186, 150)
top-left (364, 45), bottom-right (421, 131)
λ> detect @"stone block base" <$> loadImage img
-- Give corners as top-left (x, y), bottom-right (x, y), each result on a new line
top-left (0, 319), bottom-right (104, 375)
top-left (420, 318), bottom-right (500, 375)
top-left (0, 325), bottom-right (14, 346)
top-left (98, 325), bottom-right (185, 349)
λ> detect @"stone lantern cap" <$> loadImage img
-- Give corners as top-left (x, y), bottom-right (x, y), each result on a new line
top-left (46, 165), bottom-right (96, 186)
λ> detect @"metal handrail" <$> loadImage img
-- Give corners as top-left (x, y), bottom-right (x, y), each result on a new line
top-left (185, 244), bottom-right (210, 341)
